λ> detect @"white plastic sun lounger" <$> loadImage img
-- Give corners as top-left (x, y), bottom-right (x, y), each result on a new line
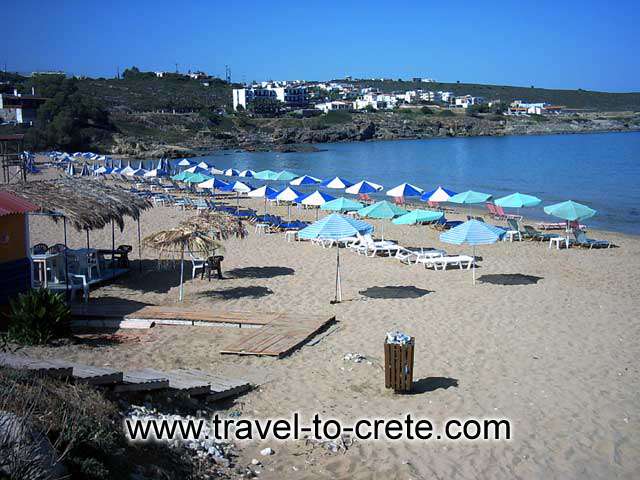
top-left (419, 255), bottom-right (475, 271)
top-left (396, 247), bottom-right (447, 265)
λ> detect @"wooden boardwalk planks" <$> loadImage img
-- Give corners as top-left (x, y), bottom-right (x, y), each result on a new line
top-left (71, 303), bottom-right (335, 358)
top-left (115, 369), bottom-right (170, 393)
top-left (220, 315), bottom-right (336, 357)
top-left (0, 353), bottom-right (72, 378)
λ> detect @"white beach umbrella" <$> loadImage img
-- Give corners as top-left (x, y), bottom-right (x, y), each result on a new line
top-left (248, 185), bottom-right (278, 213)
top-left (196, 161), bottom-right (210, 169)
top-left (209, 166), bottom-right (224, 175)
top-left (239, 169), bottom-right (255, 177)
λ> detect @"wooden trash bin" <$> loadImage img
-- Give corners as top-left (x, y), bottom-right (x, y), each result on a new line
top-left (384, 337), bottom-right (415, 392)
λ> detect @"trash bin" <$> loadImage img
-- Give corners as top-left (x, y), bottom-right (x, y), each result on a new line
top-left (384, 336), bottom-right (415, 392)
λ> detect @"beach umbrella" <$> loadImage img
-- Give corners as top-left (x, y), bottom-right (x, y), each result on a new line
top-left (543, 200), bottom-right (596, 228)
top-left (197, 177), bottom-right (229, 190)
top-left (495, 192), bottom-right (541, 209)
top-left (248, 185), bottom-right (278, 213)
top-left (79, 163), bottom-right (91, 177)
top-left (299, 214), bottom-right (374, 303)
top-left (273, 186), bottom-right (303, 221)
top-left (185, 165), bottom-right (209, 175)
top-left (275, 170), bottom-right (298, 182)
top-left (144, 168), bottom-right (168, 178)
top-left (290, 174), bottom-right (321, 186)
top-left (177, 158), bottom-right (193, 168)
top-left (253, 169), bottom-right (279, 181)
top-left (171, 171), bottom-right (192, 182)
top-left (321, 197), bottom-right (364, 213)
top-left (66, 163), bottom-right (76, 176)
top-left (221, 180), bottom-right (253, 210)
top-left (440, 219), bottom-right (504, 285)
top-left (196, 161), bottom-right (210, 169)
top-left (392, 209), bottom-right (444, 225)
top-left (94, 166), bottom-right (110, 175)
top-left (321, 176), bottom-right (354, 189)
top-left (131, 168), bottom-right (148, 177)
top-left (209, 166), bottom-right (224, 175)
top-left (421, 186), bottom-right (457, 203)
top-left (156, 158), bottom-right (165, 170)
top-left (357, 200), bottom-right (407, 239)
top-left (300, 190), bottom-right (336, 219)
top-left (120, 164), bottom-right (136, 176)
top-left (224, 168), bottom-right (240, 177)
top-left (345, 180), bottom-right (384, 195)
top-left (448, 190), bottom-right (493, 215)
top-left (239, 169), bottom-right (255, 177)
top-left (386, 182), bottom-right (423, 198)
top-left (183, 172), bottom-right (212, 184)
top-left (116, 159), bottom-right (123, 169)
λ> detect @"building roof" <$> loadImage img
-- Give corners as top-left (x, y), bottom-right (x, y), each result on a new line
top-left (0, 191), bottom-right (40, 217)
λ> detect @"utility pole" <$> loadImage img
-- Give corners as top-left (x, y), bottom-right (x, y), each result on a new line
top-left (175, 63), bottom-right (179, 74)
top-left (225, 65), bottom-right (231, 83)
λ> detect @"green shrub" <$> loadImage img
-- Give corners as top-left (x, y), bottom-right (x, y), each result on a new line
top-left (7, 289), bottom-right (71, 345)
top-left (421, 106), bottom-right (434, 114)
top-left (438, 110), bottom-right (455, 117)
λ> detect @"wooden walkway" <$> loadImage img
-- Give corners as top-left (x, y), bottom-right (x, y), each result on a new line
top-left (72, 304), bottom-right (335, 357)
top-left (0, 353), bottom-right (252, 400)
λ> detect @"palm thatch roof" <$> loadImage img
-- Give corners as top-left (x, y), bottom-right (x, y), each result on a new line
top-left (0, 178), bottom-right (152, 231)
top-left (143, 211), bottom-right (248, 257)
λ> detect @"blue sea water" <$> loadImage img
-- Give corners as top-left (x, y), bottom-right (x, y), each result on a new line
top-left (181, 132), bottom-right (640, 235)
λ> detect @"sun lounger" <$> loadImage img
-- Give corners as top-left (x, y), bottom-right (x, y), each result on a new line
top-left (420, 255), bottom-right (475, 271)
top-left (504, 218), bottom-right (522, 242)
top-left (522, 225), bottom-right (561, 242)
top-left (352, 234), bottom-right (400, 257)
top-left (395, 247), bottom-right (446, 264)
top-left (572, 229), bottom-right (611, 249)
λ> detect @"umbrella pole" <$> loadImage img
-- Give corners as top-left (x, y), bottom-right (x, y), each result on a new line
top-left (472, 245), bottom-right (476, 285)
top-left (288, 204), bottom-right (291, 222)
top-left (334, 244), bottom-right (342, 303)
top-left (179, 243), bottom-right (185, 302)
top-left (236, 192), bottom-right (239, 212)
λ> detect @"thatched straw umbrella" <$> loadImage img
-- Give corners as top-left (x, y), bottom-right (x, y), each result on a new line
top-left (143, 211), bottom-right (247, 301)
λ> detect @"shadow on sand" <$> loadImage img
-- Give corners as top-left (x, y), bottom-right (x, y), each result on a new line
top-left (478, 274), bottom-right (543, 286)
top-left (225, 266), bottom-right (295, 279)
top-left (198, 286), bottom-right (274, 300)
top-left (408, 377), bottom-right (459, 394)
top-left (359, 285), bottom-right (433, 299)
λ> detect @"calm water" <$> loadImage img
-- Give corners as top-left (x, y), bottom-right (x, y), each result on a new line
top-left (187, 132), bottom-right (640, 235)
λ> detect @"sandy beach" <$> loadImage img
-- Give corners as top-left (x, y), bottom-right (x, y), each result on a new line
top-left (18, 173), bottom-right (640, 480)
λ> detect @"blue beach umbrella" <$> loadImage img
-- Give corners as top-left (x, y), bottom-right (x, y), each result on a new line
top-left (290, 174), bottom-right (321, 186)
top-left (66, 163), bottom-right (76, 176)
top-left (185, 165), bottom-right (209, 175)
top-left (299, 190), bottom-right (336, 219)
top-left (239, 169), bottom-right (255, 178)
top-left (248, 185), bottom-right (279, 213)
top-left (224, 168), bottom-right (240, 177)
top-left (299, 214), bottom-right (374, 303)
top-left (421, 186), bottom-right (457, 203)
top-left (495, 192), bottom-right (541, 209)
top-left (321, 197), bottom-right (364, 213)
top-left (392, 210), bottom-right (443, 225)
top-left (221, 180), bottom-right (253, 210)
top-left (345, 180), bottom-right (384, 195)
top-left (321, 176), bottom-right (354, 189)
top-left (440, 219), bottom-right (504, 284)
top-left (386, 182), bottom-right (424, 198)
top-left (272, 186), bottom-right (304, 221)
top-left (79, 163), bottom-right (91, 176)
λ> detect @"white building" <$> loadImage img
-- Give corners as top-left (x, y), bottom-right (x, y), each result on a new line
top-left (315, 101), bottom-right (352, 113)
top-left (232, 85), bottom-right (308, 111)
top-left (439, 91), bottom-right (455, 103)
top-left (453, 95), bottom-right (485, 108)
top-left (507, 100), bottom-right (564, 115)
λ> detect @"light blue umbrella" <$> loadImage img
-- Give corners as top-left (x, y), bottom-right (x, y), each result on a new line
top-left (290, 174), bottom-right (321, 186)
top-left (495, 192), bottom-right (541, 209)
top-left (357, 200), bottom-right (407, 239)
top-left (392, 210), bottom-right (443, 225)
top-left (543, 200), bottom-right (596, 222)
top-left (321, 197), bottom-right (364, 212)
top-left (299, 214), bottom-right (374, 303)
top-left (440, 219), bottom-right (504, 284)
top-left (321, 176), bottom-right (354, 189)
top-left (448, 190), bottom-right (493, 215)
top-left (275, 170), bottom-right (298, 181)
top-left (253, 169), bottom-right (279, 180)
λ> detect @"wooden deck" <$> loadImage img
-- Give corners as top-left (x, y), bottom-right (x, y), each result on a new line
top-left (71, 304), bottom-right (336, 357)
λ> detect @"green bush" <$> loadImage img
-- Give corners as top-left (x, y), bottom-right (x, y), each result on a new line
top-left (438, 109), bottom-right (455, 117)
top-left (7, 289), bottom-right (71, 345)
top-left (421, 106), bottom-right (434, 114)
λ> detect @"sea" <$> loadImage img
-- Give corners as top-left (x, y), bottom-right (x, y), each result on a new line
top-left (170, 131), bottom-right (640, 235)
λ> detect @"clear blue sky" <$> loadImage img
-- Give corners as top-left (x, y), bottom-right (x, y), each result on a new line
top-left (3, 0), bottom-right (639, 92)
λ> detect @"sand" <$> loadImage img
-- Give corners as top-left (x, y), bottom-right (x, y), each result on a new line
top-left (19, 175), bottom-right (640, 479)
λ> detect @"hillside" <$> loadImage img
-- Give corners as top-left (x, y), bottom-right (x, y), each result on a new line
top-left (342, 78), bottom-right (640, 111)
